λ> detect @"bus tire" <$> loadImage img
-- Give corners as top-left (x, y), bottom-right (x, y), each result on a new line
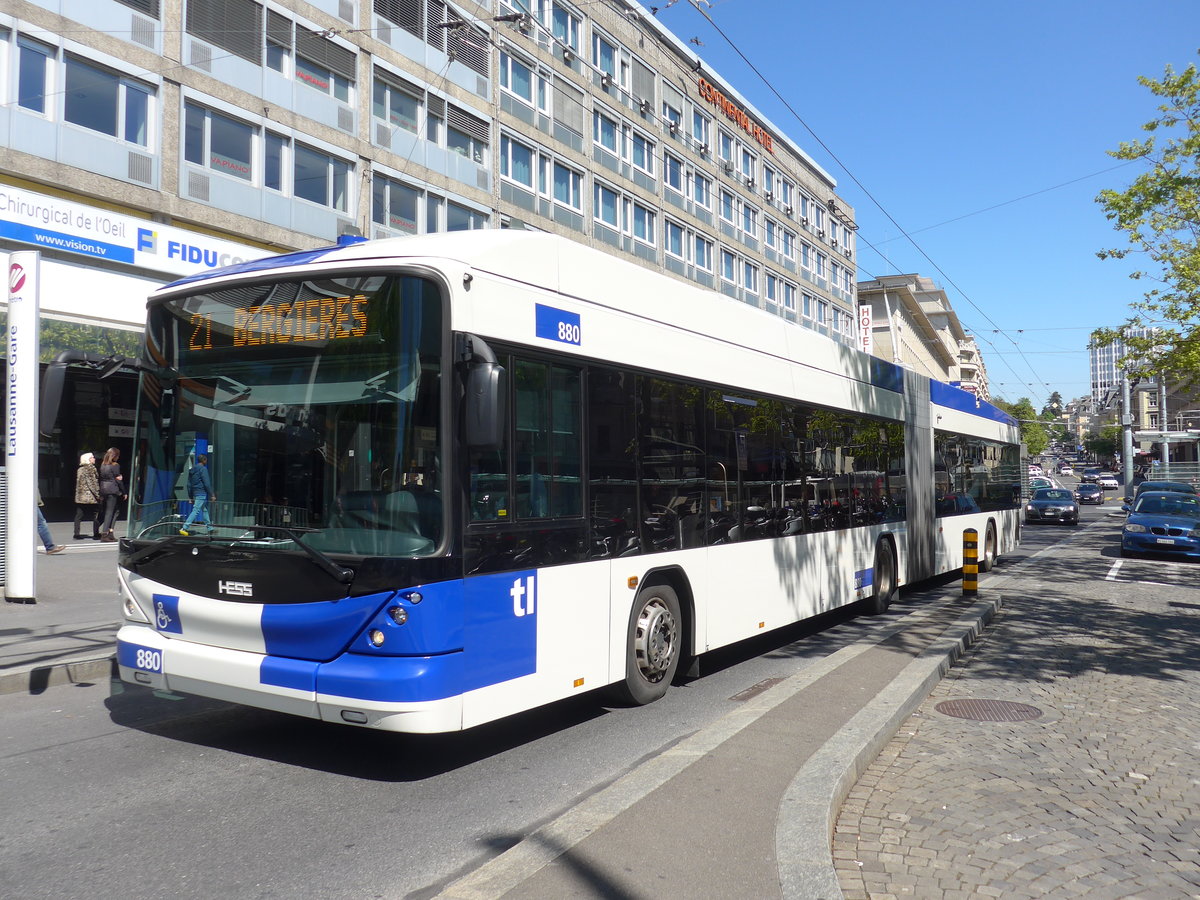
top-left (980, 522), bottom-right (998, 572)
top-left (611, 585), bottom-right (682, 706)
top-left (864, 540), bottom-right (897, 615)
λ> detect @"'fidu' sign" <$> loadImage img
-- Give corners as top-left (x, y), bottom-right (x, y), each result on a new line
top-left (6, 251), bottom-right (41, 602)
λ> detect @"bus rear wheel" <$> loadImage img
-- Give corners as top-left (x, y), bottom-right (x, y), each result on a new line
top-left (864, 540), bottom-right (897, 615)
top-left (612, 585), bottom-right (682, 705)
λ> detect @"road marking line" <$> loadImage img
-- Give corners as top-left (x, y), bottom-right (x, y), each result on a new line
top-left (1105, 560), bottom-right (1123, 581)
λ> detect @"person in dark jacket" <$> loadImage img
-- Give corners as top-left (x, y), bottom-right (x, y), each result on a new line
top-left (98, 447), bottom-right (125, 542)
top-left (180, 453), bottom-right (214, 535)
top-left (74, 452), bottom-right (102, 540)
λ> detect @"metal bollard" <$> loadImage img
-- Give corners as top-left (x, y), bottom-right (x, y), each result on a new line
top-left (963, 527), bottom-right (978, 595)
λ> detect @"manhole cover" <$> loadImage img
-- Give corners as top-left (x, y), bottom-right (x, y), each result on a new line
top-left (934, 698), bottom-right (1043, 722)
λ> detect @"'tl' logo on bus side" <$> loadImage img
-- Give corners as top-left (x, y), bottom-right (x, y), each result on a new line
top-left (511, 575), bottom-right (536, 617)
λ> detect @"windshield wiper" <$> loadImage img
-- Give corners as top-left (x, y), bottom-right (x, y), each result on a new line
top-left (227, 523), bottom-right (355, 584)
top-left (128, 524), bottom-right (354, 584)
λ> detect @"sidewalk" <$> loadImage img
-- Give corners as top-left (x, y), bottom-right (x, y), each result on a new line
top-left (0, 519), bottom-right (122, 693)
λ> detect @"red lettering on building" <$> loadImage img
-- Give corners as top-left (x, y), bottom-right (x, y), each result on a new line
top-left (697, 77), bottom-right (775, 155)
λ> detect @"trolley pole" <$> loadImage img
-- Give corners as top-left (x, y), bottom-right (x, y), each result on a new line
top-left (962, 528), bottom-right (978, 596)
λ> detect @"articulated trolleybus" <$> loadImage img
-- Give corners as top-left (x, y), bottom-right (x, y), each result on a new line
top-left (115, 231), bottom-right (1020, 733)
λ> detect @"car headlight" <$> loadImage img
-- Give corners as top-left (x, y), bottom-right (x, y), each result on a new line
top-left (1025, 505), bottom-right (1036, 512)
top-left (1125, 523), bottom-right (1147, 533)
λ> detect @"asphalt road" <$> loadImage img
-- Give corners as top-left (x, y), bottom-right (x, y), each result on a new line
top-left (0, 497), bottom-right (1117, 900)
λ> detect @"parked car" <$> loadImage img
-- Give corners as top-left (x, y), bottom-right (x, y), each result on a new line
top-left (1080, 468), bottom-right (1100, 483)
top-left (1025, 488), bottom-right (1079, 525)
top-left (1121, 491), bottom-right (1200, 559)
top-left (1096, 472), bottom-right (1120, 489)
top-left (1074, 483), bottom-right (1104, 504)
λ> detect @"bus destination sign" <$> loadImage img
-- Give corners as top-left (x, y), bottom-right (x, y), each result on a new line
top-left (187, 294), bottom-right (370, 352)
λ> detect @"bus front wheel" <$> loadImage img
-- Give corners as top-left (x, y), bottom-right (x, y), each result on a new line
top-left (612, 585), bottom-right (682, 705)
top-left (864, 540), bottom-right (897, 615)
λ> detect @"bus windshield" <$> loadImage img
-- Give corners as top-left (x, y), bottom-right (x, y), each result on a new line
top-left (130, 271), bottom-right (445, 558)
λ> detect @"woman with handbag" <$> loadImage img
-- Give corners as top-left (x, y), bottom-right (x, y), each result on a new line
top-left (98, 447), bottom-right (125, 542)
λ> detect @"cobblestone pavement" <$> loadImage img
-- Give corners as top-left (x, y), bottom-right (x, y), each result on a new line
top-left (834, 523), bottom-right (1200, 899)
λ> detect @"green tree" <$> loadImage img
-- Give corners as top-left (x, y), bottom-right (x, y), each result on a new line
top-left (1093, 52), bottom-right (1200, 379)
top-left (1040, 391), bottom-right (1064, 419)
top-left (1084, 426), bottom-right (1122, 462)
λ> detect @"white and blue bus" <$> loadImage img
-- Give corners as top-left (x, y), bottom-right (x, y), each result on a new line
top-left (109, 231), bottom-right (1020, 732)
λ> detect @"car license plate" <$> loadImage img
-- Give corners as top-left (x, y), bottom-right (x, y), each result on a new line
top-left (117, 641), bottom-right (163, 673)
top-left (1156, 538), bottom-right (1175, 545)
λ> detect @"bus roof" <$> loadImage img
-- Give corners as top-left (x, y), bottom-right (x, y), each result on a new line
top-left (154, 230), bottom-right (1016, 431)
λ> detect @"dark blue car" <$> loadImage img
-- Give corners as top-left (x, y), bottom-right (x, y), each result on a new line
top-left (1121, 491), bottom-right (1200, 559)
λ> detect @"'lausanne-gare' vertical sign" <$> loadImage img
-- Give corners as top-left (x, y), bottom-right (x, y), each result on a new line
top-left (6, 251), bottom-right (40, 602)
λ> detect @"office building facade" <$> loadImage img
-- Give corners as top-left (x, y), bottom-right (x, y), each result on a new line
top-left (3, 0), bottom-right (858, 507)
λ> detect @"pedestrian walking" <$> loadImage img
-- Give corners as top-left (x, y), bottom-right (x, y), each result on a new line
top-left (98, 447), bottom-right (125, 542)
top-left (180, 453), bottom-right (214, 535)
top-left (37, 489), bottom-right (65, 555)
top-left (74, 452), bottom-right (102, 540)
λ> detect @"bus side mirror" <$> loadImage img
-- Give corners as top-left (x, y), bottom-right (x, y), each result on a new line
top-left (465, 361), bottom-right (506, 449)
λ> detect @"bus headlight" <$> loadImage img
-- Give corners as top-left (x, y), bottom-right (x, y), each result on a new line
top-left (387, 606), bottom-right (408, 625)
top-left (123, 592), bottom-right (149, 623)
top-left (368, 629), bottom-right (386, 647)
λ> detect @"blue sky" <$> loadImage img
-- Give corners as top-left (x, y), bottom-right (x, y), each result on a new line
top-left (654, 0), bottom-right (1197, 407)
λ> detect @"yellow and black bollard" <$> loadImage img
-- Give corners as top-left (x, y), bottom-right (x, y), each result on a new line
top-left (963, 527), bottom-right (978, 595)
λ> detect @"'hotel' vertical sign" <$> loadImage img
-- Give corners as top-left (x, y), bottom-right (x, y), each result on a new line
top-left (6, 251), bottom-right (40, 603)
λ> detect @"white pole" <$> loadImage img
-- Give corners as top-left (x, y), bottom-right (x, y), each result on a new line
top-left (5, 251), bottom-right (41, 603)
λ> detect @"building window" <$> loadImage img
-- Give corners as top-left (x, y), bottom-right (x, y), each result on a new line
top-left (721, 248), bottom-right (735, 284)
top-left (294, 142), bottom-right (350, 211)
top-left (694, 235), bottom-right (713, 271)
top-left (782, 281), bottom-right (796, 311)
top-left (663, 152), bottom-right (683, 193)
top-left (447, 106), bottom-right (489, 165)
top-left (500, 49), bottom-right (534, 105)
top-left (665, 219), bottom-right (684, 259)
top-left (631, 131), bottom-right (654, 176)
top-left (718, 129), bottom-right (734, 162)
top-left (500, 133), bottom-right (534, 188)
top-left (594, 182), bottom-right (619, 228)
top-left (551, 160), bottom-right (582, 209)
top-left (692, 109), bottom-right (710, 148)
top-left (740, 147), bottom-right (756, 180)
top-left (185, 102), bottom-right (253, 180)
top-left (720, 189), bottom-right (736, 224)
top-left (373, 76), bottom-right (420, 134)
top-left (295, 55), bottom-right (351, 103)
top-left (593, 32), bottom-right (616, 78)
top-left (64, 55), bottom-right (152, 146)
top-left (693, 171), bottom-right (712, 209)
top-left (632, 202), bottom-right (655, 246)
top-left (593, 109), bottom-right (619, 154)
top-left (741, 203), bottom-right (757, 240)
top-left (17, 38), bottom-right (52, 113)
top-left (448, 201), bottom-right (487, 231)
top-left (372, 174), bottom-right (419, 234)
top-left (743, 261), bottom-right (758, 296)
top-left (264, 131), bottom-right (287, 190)
top-left (551, 1), bottom-right (580, 51)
